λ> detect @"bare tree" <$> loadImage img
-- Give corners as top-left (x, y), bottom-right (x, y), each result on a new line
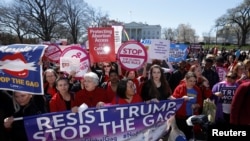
top-left (0, 4), bottom-right (29, 43)
top-left (60, 0), bottom-right (89, 43)
top-left (230, 23), bottom-right (242, 45)
top-left (176, 23), bottom-right (196, 43)
top-left (215, 0), bottom-right (250, 46)
top-left (86, 7), bottom-right (109, 27)
top-left (16, 0), bottom-right (63, 41)
top-left (202, 29), bottom-right (213, 44)
top-left (162, 27), bottom-right (177, 41)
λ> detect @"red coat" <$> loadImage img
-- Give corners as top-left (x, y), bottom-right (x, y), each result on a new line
top-left (49, 93), bottom-right (75, 112)
top-left (172, 82), bottom-right (203, 118)
top-left (230, 82), bottom-right (250, 125)
top-left (44, 82), bottom-right (57, 97)
top-left (105, 82), bottom-right (116, 102)
top-left (74, 87), bottom-right (110, 107)
top-left (111, 94), bottom-right (142, 105)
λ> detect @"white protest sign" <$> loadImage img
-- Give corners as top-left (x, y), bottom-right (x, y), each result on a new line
top-left (60, 46), bottom-right (90, 78)
top-left (60, 57), bottom-right (80, 72)
top-left (148, 39), bottom-right (170, 60)
top-left (112, 25), bottom-right (123, 53)
top-left (117, 41), bottom-right (147, 71)
top-left (44, 44), bottom-right (62, 63)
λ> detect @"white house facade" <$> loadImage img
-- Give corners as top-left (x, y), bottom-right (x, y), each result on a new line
top-left (122, 22), bottom-right (161, 41)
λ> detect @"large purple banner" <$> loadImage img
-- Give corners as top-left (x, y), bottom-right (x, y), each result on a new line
top-left (24, 99), bottom-right (184, 141)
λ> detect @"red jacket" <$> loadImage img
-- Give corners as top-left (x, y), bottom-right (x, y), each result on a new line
top-left (172, 82), bottom-right (203, 118)
top-left (49, 93), bottom-right (75, 112)
top-left (44, 82), bottom-right (57, 97)
top-left (230, 82), bottom-right (250, 125)
top-left (179, 79), bottom-right (212, 99)
top-left (74, 87), bottom-right (110, 107)
top-left (105, 82), bottom-right (116, 102)
top-left (111, 94), bottom-right (142, 105)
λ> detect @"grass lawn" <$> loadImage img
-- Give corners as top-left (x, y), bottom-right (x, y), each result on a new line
top-left (203, 45), bottom-right (250, 51)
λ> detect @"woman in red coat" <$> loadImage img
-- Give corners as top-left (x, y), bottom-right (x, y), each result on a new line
top-left (230, 81), bottom-right (250, 125)
top-left (172, 71), bottom-right (203, 140)
top-left (49, 77), bottom-right (75, 112)
top-left (73, 72), bottom-right (110, 108)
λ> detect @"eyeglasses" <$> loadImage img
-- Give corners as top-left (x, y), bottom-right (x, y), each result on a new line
top-left (103, 65), bottom-right (111, 68)
top-left (226, 75), bottom-right (237, 79)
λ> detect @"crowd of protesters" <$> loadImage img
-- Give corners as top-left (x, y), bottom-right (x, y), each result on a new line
top-left (1, 46), bottom-right (250, 141)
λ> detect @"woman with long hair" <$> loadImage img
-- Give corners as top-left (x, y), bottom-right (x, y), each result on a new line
top-left (140, 64), bottom-right (172, 102)
top-left (111, 78), bottom-right (142, 105)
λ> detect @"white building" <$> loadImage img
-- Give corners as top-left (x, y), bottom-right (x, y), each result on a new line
top-left (123, 22), bottom-right (161, 41)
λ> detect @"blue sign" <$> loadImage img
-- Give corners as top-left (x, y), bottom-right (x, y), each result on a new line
top-left (0, 44), bottom-right (47, 94)
top-left (168, 43), bottom-right (188, 62)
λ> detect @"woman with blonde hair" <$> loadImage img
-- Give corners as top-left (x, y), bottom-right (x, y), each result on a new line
top-left (172, 71), bottom-right (203, 140)
top-left (4, 91), bottom-right (47, 141)
top-left (189, 64), bottom-right (212, 99)
top-left (212, 71), bottom-right (239, 126)
top-left (232, 61), bottom-right (249, 84)
top-left (243, 59), bottom-right (250, 78)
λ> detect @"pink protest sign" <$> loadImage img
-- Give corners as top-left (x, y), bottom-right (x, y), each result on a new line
top-left (44, 44), bottom-right (62, 63)
top-left (117, 41), bottom-right (147, 71)
top-left (60, 46), bottom-right (90, 78)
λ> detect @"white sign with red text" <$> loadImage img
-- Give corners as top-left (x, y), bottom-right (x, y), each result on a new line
top-left (60, 46), bottom-right (90, 78)
top-left (117, 41), bottom-right (147, 71)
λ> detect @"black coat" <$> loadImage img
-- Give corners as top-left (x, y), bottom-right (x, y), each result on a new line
top-left (0, 91), bottom-right (14, 141)
top-left (10, 95), bottom-right (47, 141)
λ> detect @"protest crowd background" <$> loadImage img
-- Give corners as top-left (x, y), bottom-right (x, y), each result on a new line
top-left (1, 39), bottom-right (250, 141)
top-left (1, 0), bottom-right (250, 140)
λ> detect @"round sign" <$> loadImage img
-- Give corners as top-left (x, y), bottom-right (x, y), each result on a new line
top-left (117, 41), bottom-right (147, 71)
top-left (60, 46), bottom-right (90, 78)
top-left (44, 44), bottom-right (62, 63)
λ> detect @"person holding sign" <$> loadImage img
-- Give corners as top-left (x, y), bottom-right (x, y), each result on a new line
top-left (140, 64), bottom-right (173, 103)
top-left (49, 77), bottom-right (76, 112)
top-left (97, 61), bottom-right (123, 86)
top-left (4, 91), bottom-right (47, 141)
top-left (72, 72), bottom-right (110, 109)
top-left (212, 71), bottom-right (239, 126)
top-left (100, 70), bottom-right (121, 102)
top-left (0, 90), bottom-right (14, 141)
top-left (111, 78), bottom-right (142, 105)
top-left (123, 70), bottom-right (141, 94)
top-left (172, 71), bottom-right (203, 140)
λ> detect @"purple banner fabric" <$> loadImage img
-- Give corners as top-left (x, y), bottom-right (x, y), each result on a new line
top-left (24, 99), bottom-right (184, 141)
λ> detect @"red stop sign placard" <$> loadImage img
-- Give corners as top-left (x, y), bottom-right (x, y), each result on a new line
top-left (117, 41), bottom-right (147, 71)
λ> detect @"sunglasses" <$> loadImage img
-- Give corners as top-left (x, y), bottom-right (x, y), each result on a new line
top-left (103, 65), bottom-right (111, 68)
